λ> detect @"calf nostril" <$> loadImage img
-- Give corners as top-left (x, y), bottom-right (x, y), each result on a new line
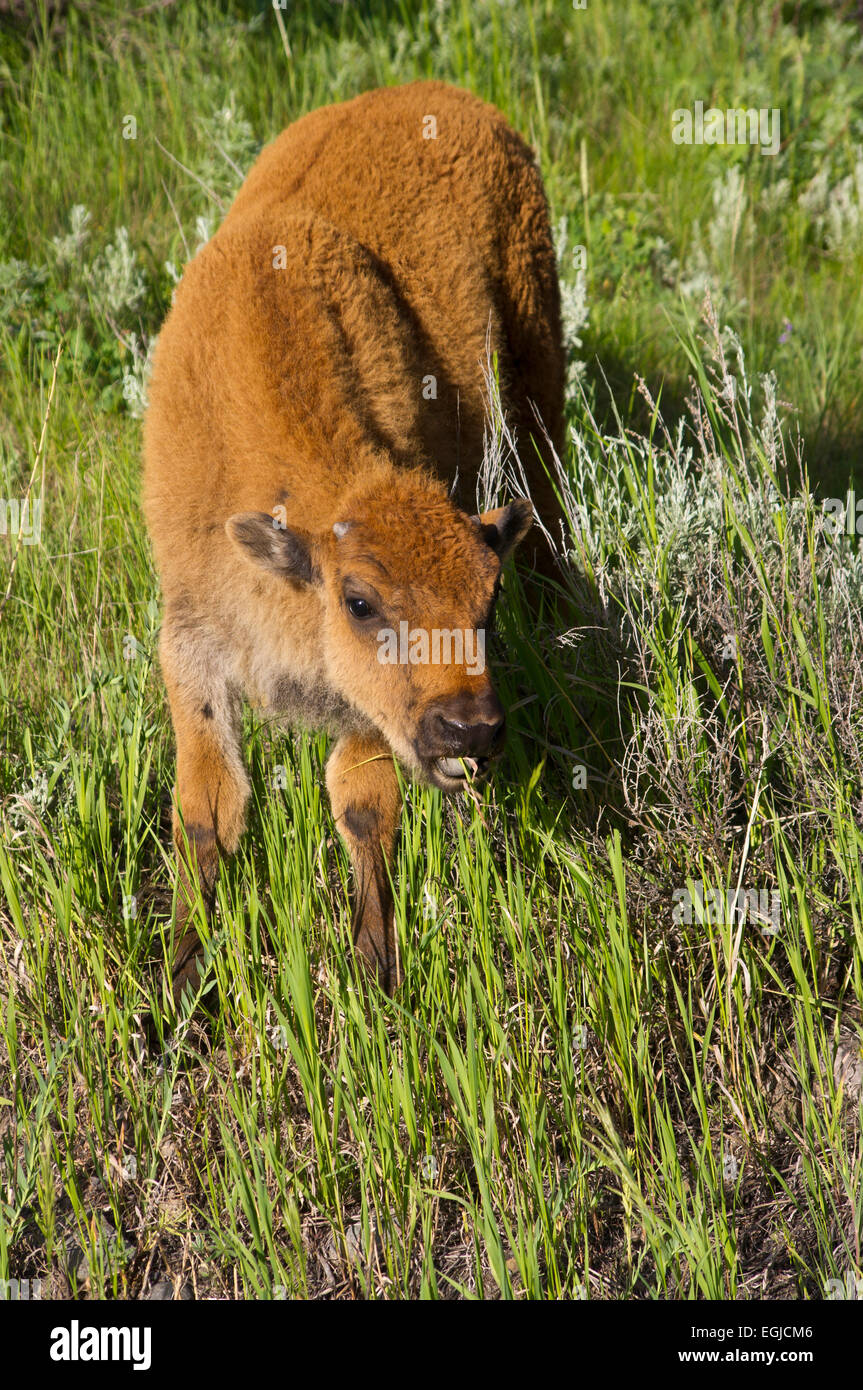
top-left (438, 717), bottom-right (469, 743)
top-left (420, 692), bottom-right (507, 758)
top-left (438, 714), bottom-right (505, 756)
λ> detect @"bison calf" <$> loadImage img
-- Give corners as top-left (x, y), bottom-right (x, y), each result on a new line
top-left (143, 80), bottom-right (565, 1006)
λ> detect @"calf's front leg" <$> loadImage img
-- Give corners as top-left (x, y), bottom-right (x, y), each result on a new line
top-left (161, 623), bottom-right (250, 1012)
top-left (326, 732), bottom-right (401, 993)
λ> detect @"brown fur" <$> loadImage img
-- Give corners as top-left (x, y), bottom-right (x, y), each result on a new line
top-left (143, 80), bottom-right (565, 1004)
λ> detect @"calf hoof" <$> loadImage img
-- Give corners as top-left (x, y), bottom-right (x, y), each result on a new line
top-left (140, 928), bottom-right (207, 1052)
top-left (354, 927), bottom-right (401, 996)
top-left (171, 927), bottom-right (207, 1013)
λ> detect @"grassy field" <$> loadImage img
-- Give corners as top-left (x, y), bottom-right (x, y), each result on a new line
top-left (1, 0), bottom-right (862, 1301)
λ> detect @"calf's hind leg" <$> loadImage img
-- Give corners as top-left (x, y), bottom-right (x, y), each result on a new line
top-left (160, 619), bottom-right (250, 1009)
top-left (326, 733), bottom-right (401, 994)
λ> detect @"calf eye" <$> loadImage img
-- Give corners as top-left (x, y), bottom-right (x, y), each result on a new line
top-left (346, 596), bottom-right (375, 620)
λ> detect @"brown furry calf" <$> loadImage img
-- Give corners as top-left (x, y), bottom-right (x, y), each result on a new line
top-left (143, 80), bottom-right (565, 1006)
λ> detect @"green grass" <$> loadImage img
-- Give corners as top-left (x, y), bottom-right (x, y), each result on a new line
top-left (1, 0), bottom-right (862, 1300)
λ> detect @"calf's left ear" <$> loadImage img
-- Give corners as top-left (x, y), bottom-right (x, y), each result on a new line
top-left (226, 512), bottom-right (319, 586)
top-left (472, 499), bottom-right (534, 563)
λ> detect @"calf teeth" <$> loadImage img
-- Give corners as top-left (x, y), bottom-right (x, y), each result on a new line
top-left (436, 757), bottom-right (467, 778)
top-left (436, 756), bottom-right (481, 779)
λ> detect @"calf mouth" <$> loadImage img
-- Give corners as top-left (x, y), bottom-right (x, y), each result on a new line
top-left (425, 754), bottom-right (492, 792)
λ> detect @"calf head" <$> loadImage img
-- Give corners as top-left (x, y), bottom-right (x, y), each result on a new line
top-left (227, 472), bottom-right (533, 791)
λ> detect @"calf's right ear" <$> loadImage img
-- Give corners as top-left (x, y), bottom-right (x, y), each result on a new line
top-left (472, 498), bottom-right (534, 563)
top-left (226, 512), bottom-right (319, 586)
